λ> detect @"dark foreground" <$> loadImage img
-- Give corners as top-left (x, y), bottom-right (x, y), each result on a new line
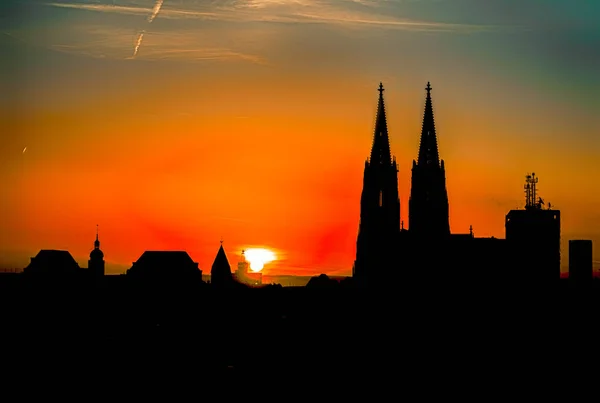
top-left (1, 277), bottom-right (599, 396)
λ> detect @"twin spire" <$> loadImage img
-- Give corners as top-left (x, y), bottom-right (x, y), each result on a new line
top-left (370, 81), bottom-right (440, 168)
top-left (417, 82), bottom-right (441, 168)
top-left (369, 82), bottom-right (393, 166)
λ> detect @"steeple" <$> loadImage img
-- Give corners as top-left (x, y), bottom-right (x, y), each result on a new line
top-left (89, 224), bottom-right (105, 278)
top-left (354, 82), bottom-right (401, 286)
top-left (94, 224), bottom-right (100, 249)
top-left (417, 82), bottom-right (441, 167)
top-left (409, 82), bottom-right (450, 237)
top-left (211, 241), bottom-right (233, 287)
top-left (369, 82), bottom-right (392, 166)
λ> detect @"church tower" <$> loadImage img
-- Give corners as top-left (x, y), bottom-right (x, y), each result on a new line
top-left (88, 225), bottom-right (105, 278)
top-left (353, 83), bottom-right (401, 286)
top-left (408, 82), bottom-right (450, 238)
top-left (211, 240), bottom-right (233, 287)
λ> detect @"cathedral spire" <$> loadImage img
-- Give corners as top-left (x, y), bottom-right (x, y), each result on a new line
top-left (369, 82), bottom-right (392, 166)
top-left (417, 82), bottom-right (440, 167)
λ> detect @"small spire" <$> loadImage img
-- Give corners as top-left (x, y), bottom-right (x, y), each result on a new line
top-left (426, 82), bottom-right (432, 97)
top-left (220, 236), bottom-right (224, 244)
top-left (378, 82), bottom-right (384, 97)
top-left (94, 224), bottom-right (100, 249)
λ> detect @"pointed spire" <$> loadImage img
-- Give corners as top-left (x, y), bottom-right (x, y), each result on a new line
top-left (417, 81), bottom-right (441, 167)
top-left (211, 241), bottom-right (232, 285)
top-left (94, 224), bottom-right (100, 249)
top-left (369, 82), bottom-right (392, 166)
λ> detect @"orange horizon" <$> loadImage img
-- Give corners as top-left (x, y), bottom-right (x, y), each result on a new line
top-left (2, 1), bottom-right (599, 276)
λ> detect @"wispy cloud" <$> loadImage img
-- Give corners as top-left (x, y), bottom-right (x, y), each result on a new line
top-left (46, 1), bottom-right (494, 32)
top-left (47, 25), bottom-right (267, 64)
top-left (37, 0), bottom-right (505, 64)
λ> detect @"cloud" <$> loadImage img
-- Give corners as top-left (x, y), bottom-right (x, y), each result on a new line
top-left (45, 1), bottom-right (495, 32)
top-left (36, 0), bottom-right (508, 64)
top-left (47, 25), bottom-right (267, 64)
top-left (46, 2), bottom-right (223, 20)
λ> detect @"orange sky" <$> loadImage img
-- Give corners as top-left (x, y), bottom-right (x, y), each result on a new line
top-left (2, 1), bottom-right (600, 276)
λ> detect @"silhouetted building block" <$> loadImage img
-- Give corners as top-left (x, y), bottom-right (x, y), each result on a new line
top-left (353, 82), bottom-right (401, 286)
top-left (505, 174), bottom-right (560, 284)
top-left (24, 250), bottom-right (82, 276)
top-left (211, 242), bottom-right (233, 287)
top-left (88, 225), bottom-right (105, 278)
top-left (409, 82), bottom-right (450, 238)
top-left (126, 251), bottom-right (202, 285)
top-left (233, 250), bottom-right (262, 286)
top-left (306, 274), bottom-right (339, 288)
top-left (351, 83), bottom-right (564, 288)
top-left (569, 240), bottom-right (593, 285)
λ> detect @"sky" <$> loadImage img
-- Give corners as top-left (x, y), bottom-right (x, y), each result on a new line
top-left (1, 0), bottom-right (600, 276)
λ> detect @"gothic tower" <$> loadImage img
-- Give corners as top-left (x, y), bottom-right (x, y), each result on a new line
top-left (353, 83), bottom-right (401, 286)
top-left (408, 82), bottom-right (450, 238)
top-left (88, 225), bottom-right (105, 278)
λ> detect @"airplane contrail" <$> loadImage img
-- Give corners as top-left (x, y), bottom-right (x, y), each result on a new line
top-left (132, 0), bottom-right (164, 58)
top-left (148, 0), bottom-right (164, 23)
top-left (133, 30), bottom-right (145, 57)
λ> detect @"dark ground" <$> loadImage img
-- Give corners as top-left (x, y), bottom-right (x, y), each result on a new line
top-left (1, 276), bottom-right (599, 397)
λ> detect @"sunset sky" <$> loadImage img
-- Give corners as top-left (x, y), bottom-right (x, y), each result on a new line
top-left (2, 0), bottom-right (599, 276)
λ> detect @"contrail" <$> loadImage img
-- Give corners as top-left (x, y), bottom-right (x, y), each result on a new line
top-left (148, 0), bottom-right (164, 23)
top-left (132, 0), bottom-right (164, 58)
top-left (133, 30), bottom-right (145, 57)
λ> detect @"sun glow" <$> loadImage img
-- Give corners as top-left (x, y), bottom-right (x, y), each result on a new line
top-left (244, 248), bottom-right (276, 272)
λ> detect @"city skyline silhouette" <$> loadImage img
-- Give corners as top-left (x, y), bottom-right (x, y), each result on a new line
top-left (2, 1), bottom-right (600, 278)
top-left (3, 79), bottom-right (599, 280)
top-left (4, 80), bottom-right (595, 286)
top-left (3, 1), bottom-right (600, 392)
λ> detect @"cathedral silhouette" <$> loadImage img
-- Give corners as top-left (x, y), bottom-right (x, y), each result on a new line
top-left (353, 82), bottom-right (561, 288)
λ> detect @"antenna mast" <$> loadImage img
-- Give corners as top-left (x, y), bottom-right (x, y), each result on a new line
top-left (524, 172), bottom-right (539, 209)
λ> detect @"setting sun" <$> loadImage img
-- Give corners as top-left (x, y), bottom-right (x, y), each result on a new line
top-left (244, 248), bottom-right (276, 272)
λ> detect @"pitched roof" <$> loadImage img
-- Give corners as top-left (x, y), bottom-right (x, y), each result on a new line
top-left (127, 251), bottom-right (201, 280)
top-left (134, 251), bottom-right (197, 267)
top-left (25, 249), bottom-right (81, 272)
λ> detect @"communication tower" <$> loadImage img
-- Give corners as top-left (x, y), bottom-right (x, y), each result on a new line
top-left (524, 172), bottom-right (550, 210)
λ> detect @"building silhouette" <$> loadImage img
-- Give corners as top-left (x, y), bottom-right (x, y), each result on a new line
top-left (353, 82), bottom-right (560, 286)
top-left (24, 249), bottom-right (82, 276)
top-left (126, 251), bottom-right (203, 286)
top-left (88, 225), bottom-right (105, 278)
top-left (505, 173), bottom-right (561, 284)
top-left (569, 240), bottom-right (593, 285)
top-left (210, 241), bottom-right (233, 287)
top-left (353, 82), bottom-right (401, 286)
top-left (409, 82), bottom-right (450, 238)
